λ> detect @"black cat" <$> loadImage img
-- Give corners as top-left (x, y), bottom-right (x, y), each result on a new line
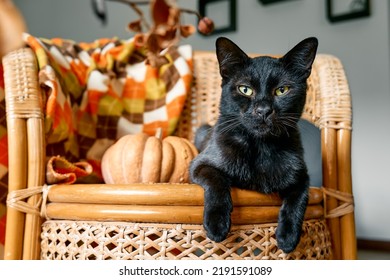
top-left (190, 37), bottom-right (318, 253)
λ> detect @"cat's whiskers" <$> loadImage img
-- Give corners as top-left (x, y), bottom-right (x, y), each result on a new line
top-left (218, 121), bottom-right (241, 135)
top-left (218, 115), bottom-right (242, 135)
top-left (279, 114), bottom-right (300, 131)
top-left (273, 122), bottom-right (289, 137)
top-left (271, 114), bottom-right (301, 137)
top-left (281, 119), bottom-right (298, 130)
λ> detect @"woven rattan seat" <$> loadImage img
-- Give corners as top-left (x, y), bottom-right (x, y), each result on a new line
top-left (2, 47), bottom-right (356, 260)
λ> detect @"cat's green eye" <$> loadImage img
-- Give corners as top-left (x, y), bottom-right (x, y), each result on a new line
top-left (238, 85), bottom-right (253, 96)
top-left (275, 86), bottom-right (290, 96)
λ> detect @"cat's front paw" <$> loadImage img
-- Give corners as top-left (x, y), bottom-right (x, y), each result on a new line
top-left (203, 206), bottom-right (231, 242)
top-left (275, 222), bottom-right (301, 253)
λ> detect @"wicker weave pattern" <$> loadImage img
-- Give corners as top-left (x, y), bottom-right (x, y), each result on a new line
top-left (305, 55), bottom-right (352, 130)
top-left (41, 220), bottom-right (332, 260)
top-left (3, 48), bottom-right (42, 119)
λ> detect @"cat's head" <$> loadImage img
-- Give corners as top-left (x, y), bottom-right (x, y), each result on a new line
top-left (216, 37), bottom-right (318, 138)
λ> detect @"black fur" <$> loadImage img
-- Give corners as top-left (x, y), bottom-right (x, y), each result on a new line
top-left (190, 37), bottom-right (318, 253)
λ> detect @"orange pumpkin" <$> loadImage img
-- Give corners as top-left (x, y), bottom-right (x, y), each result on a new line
top-left (101, 131), bottom-right (198, 184)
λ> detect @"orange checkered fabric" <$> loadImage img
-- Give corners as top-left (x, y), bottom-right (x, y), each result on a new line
top-left (0, 34), bottom-right (194, 244)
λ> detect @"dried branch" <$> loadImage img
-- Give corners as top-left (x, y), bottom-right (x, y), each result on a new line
top-left (91, 0), bottom-right (214, 66)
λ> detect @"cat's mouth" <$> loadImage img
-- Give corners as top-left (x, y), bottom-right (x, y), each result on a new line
top-left (244, 117), bottom-right (275, 137)
top-left (252, 123), bottom-right (273, 136)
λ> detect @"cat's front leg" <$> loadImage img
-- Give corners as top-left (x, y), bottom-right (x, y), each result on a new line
top-left (190, 164), bottom-right (232, 242)
top-left (276, 184), bottom-right (309, 253)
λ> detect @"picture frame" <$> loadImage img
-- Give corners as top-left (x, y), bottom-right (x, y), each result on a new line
top-left (258, 0), bottom-right (296, 5)
top-left (326, 0), bottom-right (370, 23)
top-left (198, 0), bottom-right (237, 35)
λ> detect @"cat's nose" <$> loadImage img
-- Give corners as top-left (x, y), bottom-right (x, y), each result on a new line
top-left (255, 106), bottom-right (273, 120)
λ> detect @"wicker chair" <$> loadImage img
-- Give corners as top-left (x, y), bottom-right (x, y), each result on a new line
top-left (2, 47), bottom-right (356, 260)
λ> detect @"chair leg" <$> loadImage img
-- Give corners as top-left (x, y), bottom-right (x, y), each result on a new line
top-left (322, 127), bottom-right (341, 259)
top-left (4, 119), bottom-right (27, 260)
top-left (23, 118), bottom-right (45, 260)
top-left (337, 129), bottom-right (357, 259)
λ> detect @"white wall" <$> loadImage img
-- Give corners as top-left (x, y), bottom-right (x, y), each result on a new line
top-left (14, 0), bottom-right (390, 241)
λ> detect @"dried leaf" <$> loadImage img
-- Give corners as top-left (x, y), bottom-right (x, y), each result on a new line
top-left (167, 6), bottom-right (180, 26)
top-left (156, 27), bottom-right (179, 50)
top-left (180, 24), bottom-right (196, 38)
top-left (128, 19), bottom-right (142, 32)
top-left (154, 25), bottom-right (177, 38)
top-left (146, 33), bottom-right (162, 54)
top-left (151, 0), bottom-right (171, 25)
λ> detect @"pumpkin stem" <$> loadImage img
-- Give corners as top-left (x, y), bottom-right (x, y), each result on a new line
top-left (155, 127), bottom-right (163, 139)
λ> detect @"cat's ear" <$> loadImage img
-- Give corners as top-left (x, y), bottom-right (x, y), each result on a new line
top-left (281, 37), bottom-right (318, 78)
top-left (216, 37), bottom-right (249, 78)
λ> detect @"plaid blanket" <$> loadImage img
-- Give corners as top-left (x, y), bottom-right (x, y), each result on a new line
top-left (0, 33), bottom-right (193, 247)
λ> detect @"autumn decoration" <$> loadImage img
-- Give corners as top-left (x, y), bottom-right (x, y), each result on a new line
top-left (101, 129), bottom-right (198, 184)
top-left (91, 0), bottom-right (214, 66)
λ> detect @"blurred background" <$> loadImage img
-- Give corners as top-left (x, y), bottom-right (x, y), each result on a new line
top-left (10, 0), bottom-right (390, 255)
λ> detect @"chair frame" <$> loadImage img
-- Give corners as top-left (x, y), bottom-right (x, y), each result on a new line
top-left (2, 47), bottom-right (356, 260)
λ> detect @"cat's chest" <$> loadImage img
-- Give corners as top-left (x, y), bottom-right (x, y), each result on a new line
top-left (222, 142), bottom-right (300, 191)
top-left (233, 146), bottom-right (286, 175)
